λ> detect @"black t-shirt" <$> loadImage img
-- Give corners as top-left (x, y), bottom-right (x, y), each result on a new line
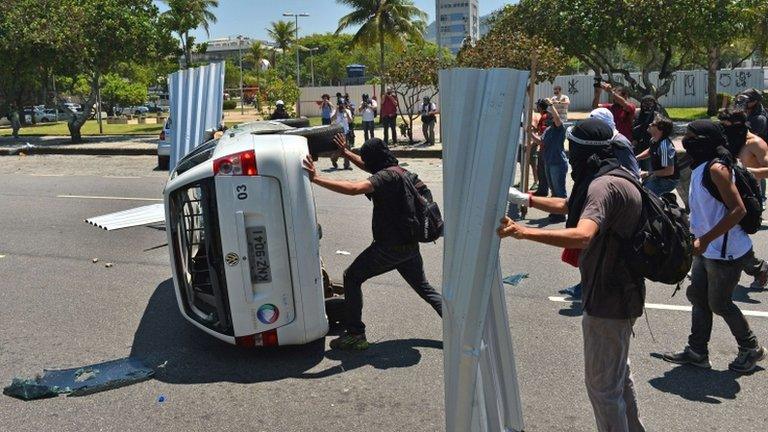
top-left (366, 168), bottom-right (420, 246)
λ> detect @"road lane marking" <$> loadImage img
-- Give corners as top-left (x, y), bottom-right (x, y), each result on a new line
top-left (103, 176), bottom-right (142, 179)
top-left (30, 174), bottom-right (67, 177)
top-left (57, 195), bottom-right (162, 202)
top-left (548, 296), bottom-right (768, 318)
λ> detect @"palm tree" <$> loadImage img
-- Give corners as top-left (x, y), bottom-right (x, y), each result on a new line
top-left (162, 0), bottom-right (220, 68)
top-left (267, 20), bottom-right (297, 56)
top-left (244, 41), bottom-right (267, 70)
top-left (335, 0), bottom-right (427, 97)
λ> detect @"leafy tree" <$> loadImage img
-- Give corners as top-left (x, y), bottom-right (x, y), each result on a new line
top-left (100, 73), bottom-right (148, 115)
top-left (515, 0), bottom-right (695, 100)
top-left (384, 44), bottom-right (453, 143)
top-left (457, 5), bottom-right (569, 83)
top-left (336, 0), bottom-right (428, 98)
top-left (161, 0), bottom-right (219, 68)
top-left (267, 20), bottom-right (297, 55)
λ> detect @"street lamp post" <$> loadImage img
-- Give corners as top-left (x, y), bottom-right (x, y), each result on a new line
top-left (237, 35), bottom-right (244, 115)
top-left (283, 12), bottom-right (309, 116)
top-left (308, 47), bottom-right (318, 87)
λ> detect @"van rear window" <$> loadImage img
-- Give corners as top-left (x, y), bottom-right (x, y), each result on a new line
top-left (174, 139), bottom-right (219, 175)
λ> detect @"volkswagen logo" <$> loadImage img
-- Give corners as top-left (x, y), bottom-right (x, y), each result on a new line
top-left (225, 252), bottom-right (240, 266)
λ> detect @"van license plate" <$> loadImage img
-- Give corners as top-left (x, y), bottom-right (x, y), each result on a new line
top-left (247, 226), bottom-right (272, 284)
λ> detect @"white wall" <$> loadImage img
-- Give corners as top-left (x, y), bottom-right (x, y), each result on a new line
top-left (299, 68), bottom-right (764, 116)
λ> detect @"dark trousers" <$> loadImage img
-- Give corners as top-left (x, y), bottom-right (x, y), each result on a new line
top-left (687, 253), bottom-right (758, 355)
top-left (363, 120), bottom-right (375, 141)
top-left (321, 117), bottom-right (332, 125)
top-left (382, 116), bottom-right (397, 144)
top-left (343, 242), bottom-right (443, 335)
top-left (742, 249), bottom-right (767, 279)
top-left (534, 150), bottom-right (549, 195)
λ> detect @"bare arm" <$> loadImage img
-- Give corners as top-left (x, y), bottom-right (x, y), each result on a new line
top-left (547, 105), bottom-right (562, 128)
top-left (498, 217), bottom-right (599, 249)
top-left (652, 165), bottom-right (675, 178)
top-left (696, 163), bottom-right (746, 253)
top-left (636, 148), bottom-right (651, 160)
top-left (530, 195), bottom-right (569, 214)
top-left (302, 155), bottom-right (373, 195)
top-left (747, 166), bottom-right (768, 179)
top-left (749, 134), bottom-right (768, 167)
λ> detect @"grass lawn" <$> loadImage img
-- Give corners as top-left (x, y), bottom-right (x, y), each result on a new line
top-left (665, 107), bottom-right (711, 122)
top-left (0, 120), bottom-right (163, 136)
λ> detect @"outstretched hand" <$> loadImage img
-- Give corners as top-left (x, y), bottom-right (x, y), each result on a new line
top-left (333, 133), bottom-right (348, 153)
top-left (302, 155), bottom-right (317, 182)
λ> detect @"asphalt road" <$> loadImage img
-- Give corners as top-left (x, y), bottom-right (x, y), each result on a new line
top-left (1, 155), bottom-right (768, 431)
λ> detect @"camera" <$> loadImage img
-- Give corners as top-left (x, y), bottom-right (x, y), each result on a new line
top-left (361, 94), bottom-right (370, 109)
top-left (593, 77), bottom-right (604, 88)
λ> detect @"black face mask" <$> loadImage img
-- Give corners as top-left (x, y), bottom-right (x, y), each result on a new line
top-left (723, 123), bottom-right (748, 155)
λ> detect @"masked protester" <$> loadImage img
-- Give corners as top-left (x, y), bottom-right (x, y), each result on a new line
top-left (735, 88), bottom-right (767, 141)
top-left (635, 115), bottom-right (680, 196)
top-left (632, 96), bottom-right (666, 169)
top-left (301, 135), bottom-right (442, 351)
top-left (717, 109), bottom-right (768, 288)
top-left (662, 120), bottom-right (766, 373)
top-left (504, 118), bottom-right (647, 432)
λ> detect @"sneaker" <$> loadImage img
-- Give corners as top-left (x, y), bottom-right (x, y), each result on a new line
top-left (729, 346), bottom-right (766, 373)
top-left (661, 347), bottom-right (712, 368)
top-left (754, 268), bottom-right (768, 289)
top-left (559, 284), bottom-right (582, 300)
top-left (331, 162), bottom-right (339, 170)
top-left (329, 332), bottom-right (370, 351)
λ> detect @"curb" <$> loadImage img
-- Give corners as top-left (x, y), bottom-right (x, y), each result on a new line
top-left (0, 146), bottom-right (444, 158)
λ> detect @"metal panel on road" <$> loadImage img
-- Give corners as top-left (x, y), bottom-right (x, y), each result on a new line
top-left (85, 203), bottom-right (166, 231)
top-left (168, 62), bottom-right (225, 170)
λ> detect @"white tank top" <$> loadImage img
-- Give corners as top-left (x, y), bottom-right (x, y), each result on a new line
top-left (689, 163), bottom-right (752, 260)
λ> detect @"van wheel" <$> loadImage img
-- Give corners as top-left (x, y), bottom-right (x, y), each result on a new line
top-left (325, 296), bottom-right (346, 324)
top-left (158, 155), bottom-right (170, 170)
top-left (271, 117), bottom-right (310, 128)
top-left (281, 125), bottom-right (344, 157)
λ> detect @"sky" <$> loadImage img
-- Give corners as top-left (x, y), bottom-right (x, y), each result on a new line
top-left (155, 0), bottom-right (513, 42)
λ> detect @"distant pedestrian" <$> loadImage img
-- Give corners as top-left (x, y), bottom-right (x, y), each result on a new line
top-left (9, 104), bottom-right (21, 140)
top-left (549, 85), bottom-right (570, 122)
top-left (381, 88), bottom-right (399, 145)
top-left (320, 94), bottom-right (333, 125)
top-left (529, 102), bottom-right (549, 195)
top-left (663, 120), bottom-right (766, 373)
top-left (269, 100), bottom-right (289, 120)
top-left (360, 94), bottom-right (377, 141)
top-left (636, 115), bottom-right (679, 196)
top-left (331, 101), bottom-right (353, 170)
top-left (302, 135), bottom-right (443, 351)
top-left (420, 96), bottom-right (438, 146)
top-left (530, 99), bottom-right (567, 223)
top-left (503, 118), bottom-right (647, 432)
top-left (598, 82), bottom-right (636, 141)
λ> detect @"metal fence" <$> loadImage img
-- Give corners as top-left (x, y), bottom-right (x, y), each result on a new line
top-left (299, 68), bottom-right (764, 116)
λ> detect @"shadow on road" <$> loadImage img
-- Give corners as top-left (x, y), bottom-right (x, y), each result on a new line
top-left (558, 301), bottom-right (583, 317)
top-left (646, 353), bottom-right (760, 403)
top-left (130, 279), bottom-right (440, 385)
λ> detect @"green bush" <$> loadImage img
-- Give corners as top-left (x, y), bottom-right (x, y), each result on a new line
top-left (223, 100), bottom-right (237, 110)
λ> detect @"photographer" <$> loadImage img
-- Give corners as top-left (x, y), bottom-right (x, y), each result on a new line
top-left (381, 88), bottom-right (399, 145)
top-left (331, 101), bottom-right (354, 170)
top-left (319, 94), bottom-right (333, 125)
top-left (360, 93), bottom-right (378, 141)
top-left (420, 96), bottom-right (438, 146)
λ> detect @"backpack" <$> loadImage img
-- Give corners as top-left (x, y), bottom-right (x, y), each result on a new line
top-left (605, 169), bottom-right (694, 285)
top-left (702, 159), bottom-right (763, 234)
top-left (387, 166), bottom-right (444, 243)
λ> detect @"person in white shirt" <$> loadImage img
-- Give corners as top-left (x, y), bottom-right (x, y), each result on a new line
top-left (549, 85), bottom-right (570, 122)
top-left (420, 96), bottom-right (438, 146)
top-left (360, 94), bottom-right (378, 141)
top-left (331, 102), bottom-right (354, 170)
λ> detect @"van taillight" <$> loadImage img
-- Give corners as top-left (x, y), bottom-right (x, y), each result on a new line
top-left (213, 150), bottom-right (257, 176)
top-left (235, 329), bottom-right (278, 347)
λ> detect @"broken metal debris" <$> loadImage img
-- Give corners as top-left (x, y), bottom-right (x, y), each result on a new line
top-left (104, 263), bottom-right (113, 268)
top-left (335, 250), bottom-right (351, 256)
top-left (92, 258), bottom-right (99, 263)
top-left (502, 273), bottom-right (529, 286)
top-left (3, 357), bottom-right (154, 401)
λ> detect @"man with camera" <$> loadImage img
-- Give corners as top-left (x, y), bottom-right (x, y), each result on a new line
top-left (596, 81), bottom-right (636, 141)
top-left (319, 94), bottom-right (333, 125)
top-left (549, 85), bottom-right (570, 122)
top-left (381, 88), bottom-right (399, 145)
top-left (360, 93), bottom-right (378, 141)
top-left (420, 96), bottom-right (439, 146)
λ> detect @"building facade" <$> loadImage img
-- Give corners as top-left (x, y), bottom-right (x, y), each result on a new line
top-left (190, 37), bottom-right (274, 64)
top-left (435, 0), bottom-right (480, 54)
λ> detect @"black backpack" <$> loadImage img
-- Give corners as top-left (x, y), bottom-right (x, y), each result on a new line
top-left (702, 159), bottom-right (763, 234)
top-left (387, 166), bottom-right (444, 243)
top-left (606, 169), bottom-right (694, 285)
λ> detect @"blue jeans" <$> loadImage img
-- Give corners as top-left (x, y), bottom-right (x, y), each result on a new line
top-left (545, 162), bottom-right (568, 199)
top-left (643, 176), bottom-right (678, 197)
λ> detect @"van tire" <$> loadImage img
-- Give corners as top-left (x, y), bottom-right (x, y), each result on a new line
top-left (281, 125), bottom-right (344, 156)
top-left (158, 155), bottom-right (170, 170)
top-left (271, 117), bottom-right (310, 128)
top-left (325, 296), bottom-right (346, 324)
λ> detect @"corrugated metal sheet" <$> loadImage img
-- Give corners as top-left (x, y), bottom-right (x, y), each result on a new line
top-left (84, 204), bottom-right (166, 231)
top-left (168, 62), bottom-right (225, 170)
top-left (440, 68), bottom-right (528, 432)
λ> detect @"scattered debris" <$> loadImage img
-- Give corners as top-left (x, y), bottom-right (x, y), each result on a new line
top-left (502, 273), bottom-right (529, 286)
top-left (3, 358), bottom-right (154, 401)
top-left (156, 394), bottom-right (167, 404)
top-left (8, 143), bottom-right (36, 156)
top-left (91, 258), bottom-right (99, 263)
top-left (157, 361), bottom-right (168, 369)
top-left (335, 250), bottom-right (351, 256)
top-left (104, 263), bottom-right (113, 268)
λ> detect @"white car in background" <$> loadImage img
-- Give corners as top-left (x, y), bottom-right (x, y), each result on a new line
top-left (35, 109), bottom-right (59, 123)
top-left (157, 117), bottom-right (172, 170)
